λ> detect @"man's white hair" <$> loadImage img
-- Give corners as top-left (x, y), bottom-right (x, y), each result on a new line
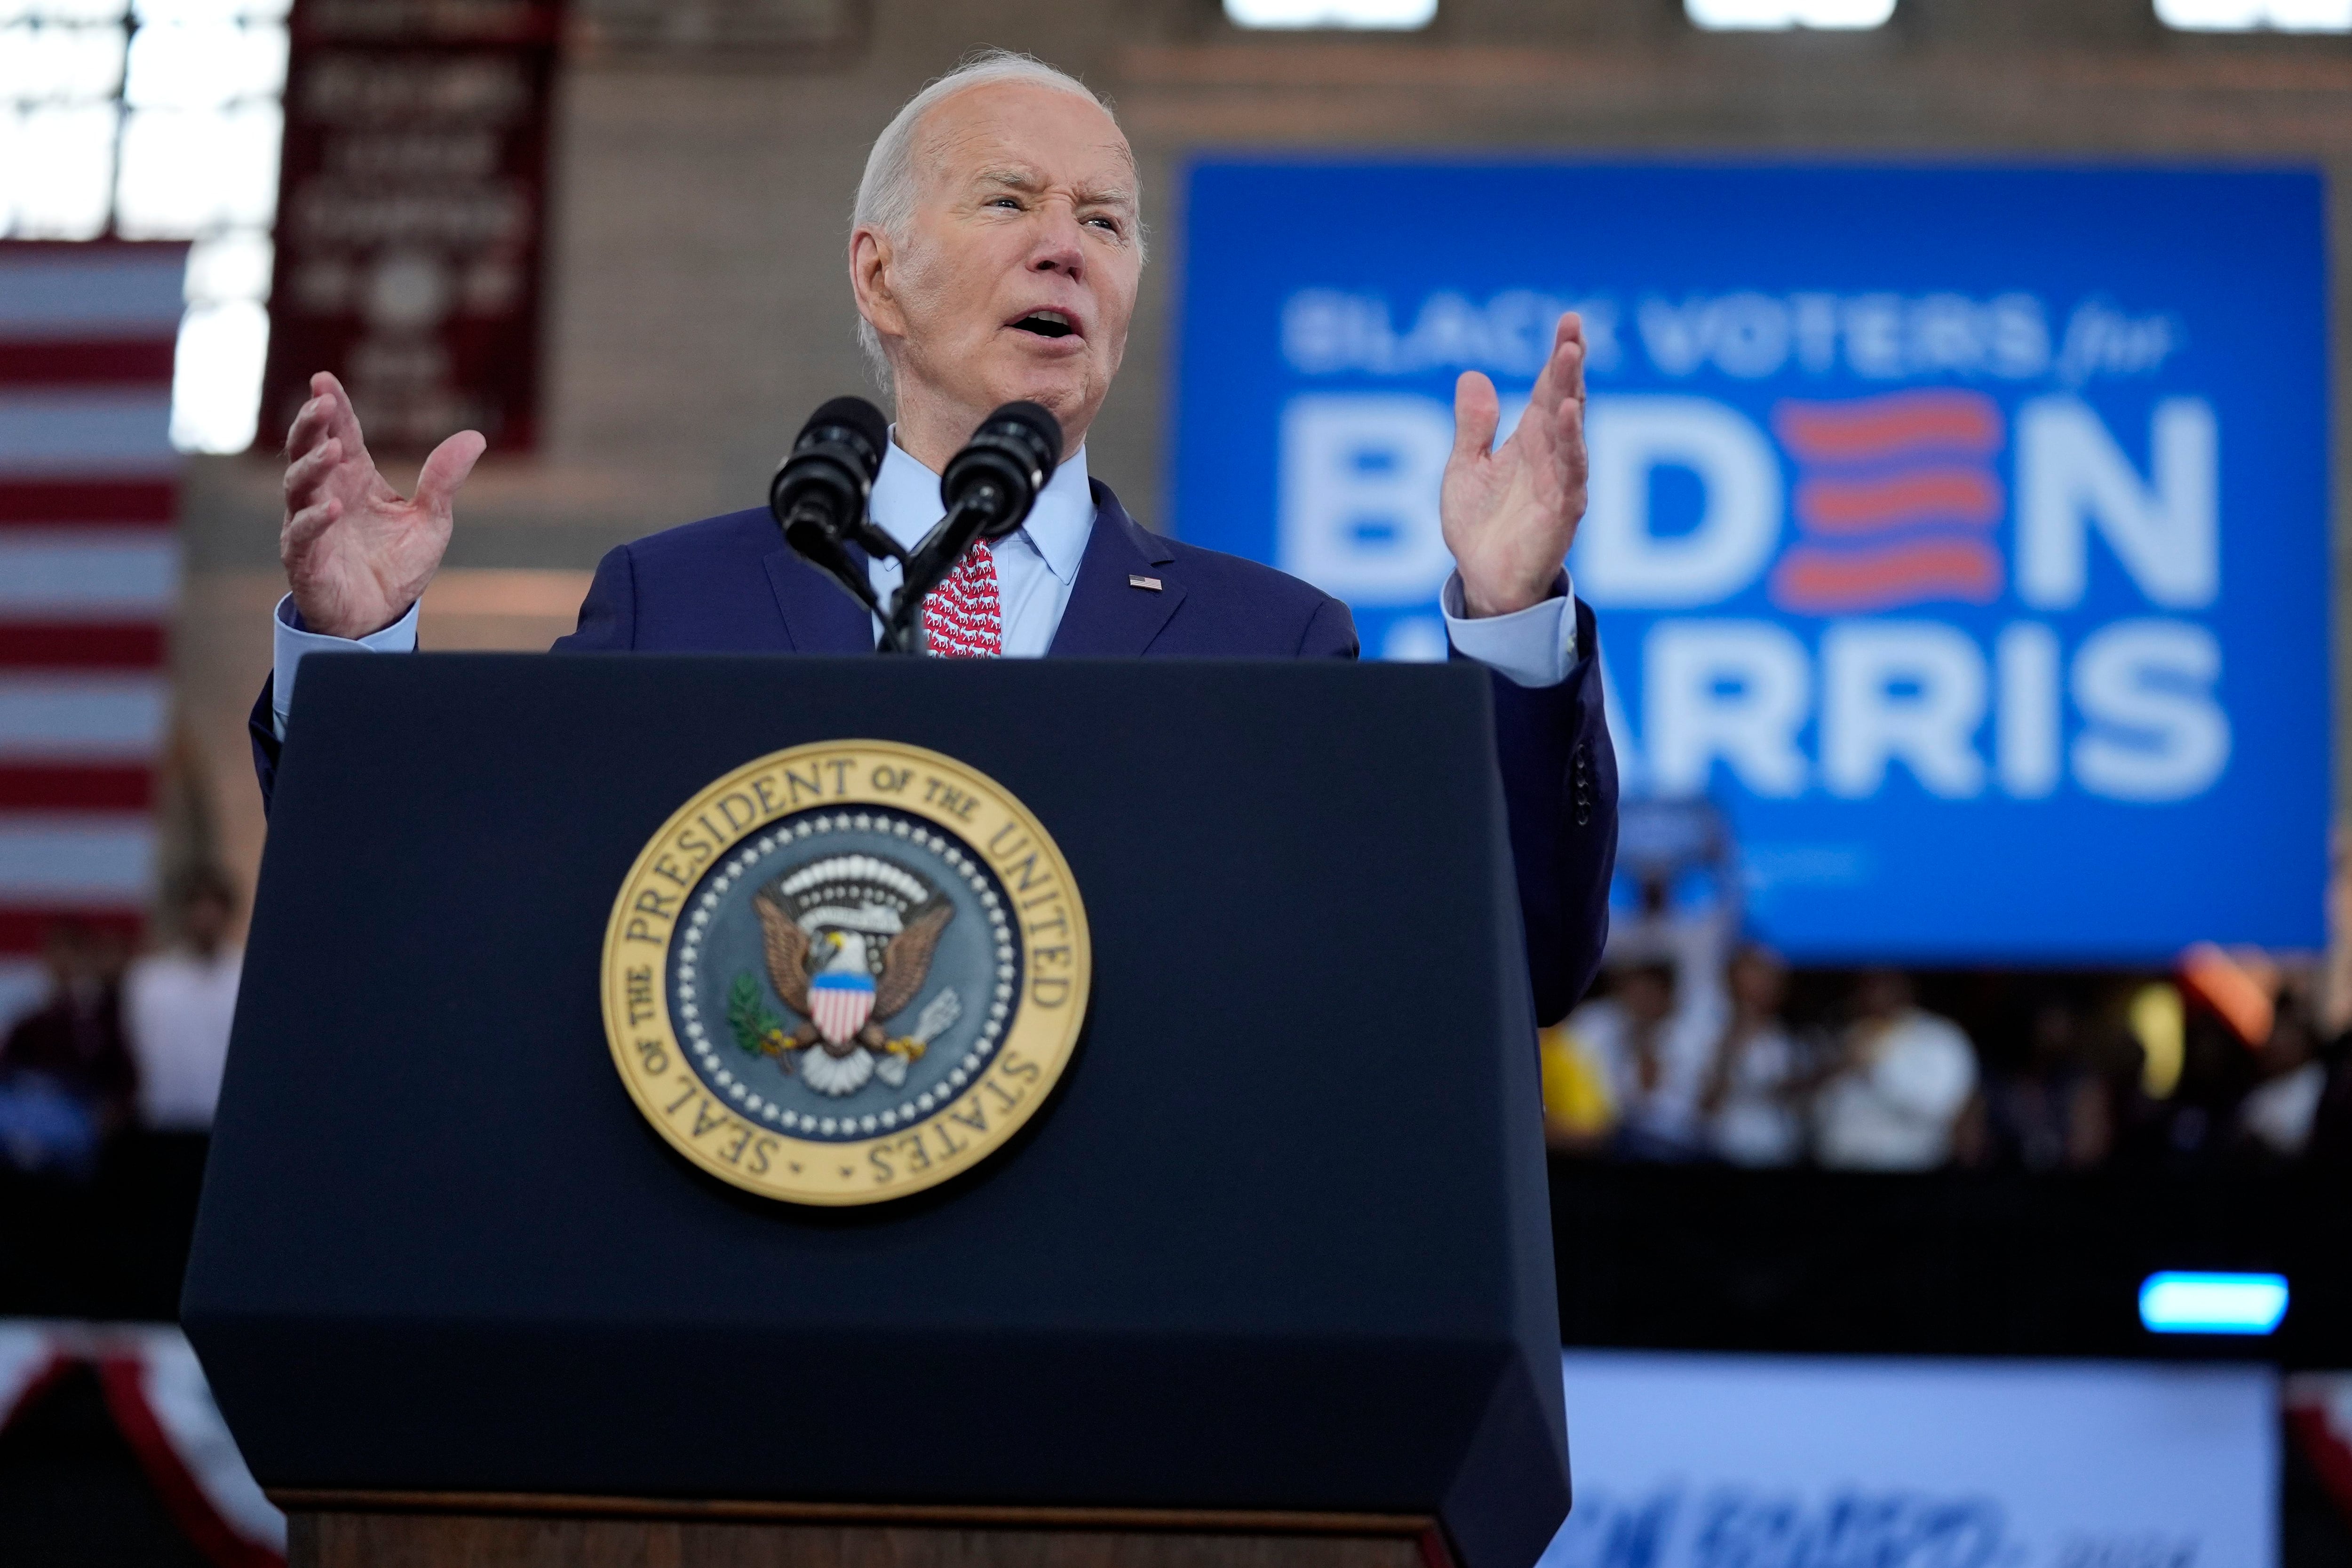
top-left (850, 49), bottom-right (1142, 392)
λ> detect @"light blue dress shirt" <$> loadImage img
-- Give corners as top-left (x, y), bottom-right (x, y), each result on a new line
top-left (864, 437), bottom-right (1094, 655)
top-left (271, 438), bottom-right (1577, 737)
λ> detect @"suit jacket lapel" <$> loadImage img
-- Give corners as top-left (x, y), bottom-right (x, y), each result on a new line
top-left (1048, 482), bottom-right (1185, 657)
top-left (763, 546), bottom-right (876, 654)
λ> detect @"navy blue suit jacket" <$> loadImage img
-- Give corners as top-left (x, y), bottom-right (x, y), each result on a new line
top-left (250, 481), bottom-right (1619, 1022)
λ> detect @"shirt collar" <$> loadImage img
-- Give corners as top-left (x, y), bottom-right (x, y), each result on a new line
top-left (868, 431), bottom-right (1093, 587)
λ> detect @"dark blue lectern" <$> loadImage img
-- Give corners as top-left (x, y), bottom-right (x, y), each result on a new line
top-left (182, 655), bottom-right (1570, 1568)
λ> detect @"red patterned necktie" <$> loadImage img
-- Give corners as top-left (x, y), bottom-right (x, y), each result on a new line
top-left (923, 541), bottom-right (1003, 658)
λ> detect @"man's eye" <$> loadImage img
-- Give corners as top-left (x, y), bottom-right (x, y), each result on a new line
top-left (1087, 216), bottom-right (1121, 235)
top-left (989, 196), bottom-right (1021, 210)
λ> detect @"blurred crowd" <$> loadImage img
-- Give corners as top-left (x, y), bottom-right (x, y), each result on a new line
top-left (0, 871), bottom-right (242, 1179)
top-left (1543, 884), bottom-right (2352, 1173)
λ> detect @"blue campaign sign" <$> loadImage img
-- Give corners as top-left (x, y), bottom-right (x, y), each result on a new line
top-left (1171, 161), bottom-right (2330, 963)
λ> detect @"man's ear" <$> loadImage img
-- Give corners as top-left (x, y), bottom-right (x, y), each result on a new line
top-left (850, 226), bottom-right (906, 342)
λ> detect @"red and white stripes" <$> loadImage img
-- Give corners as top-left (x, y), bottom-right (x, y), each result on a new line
top-left (2289, 1373), bottom-right (2352, 1527)
top-left (0, 1321), bottom-right (284, 1567)
top-left (0, 242), bottom-right (186, 1025)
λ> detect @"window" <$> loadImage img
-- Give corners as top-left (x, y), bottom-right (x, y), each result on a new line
top-left (2155, 0), bottom-right (2352, 29)
top-left (1686, 0), bottom-right (1896, 28)
top-left (0, 0), bottom-right (290, 453)
top-left (1224, 0), bottom-right (1438, 29)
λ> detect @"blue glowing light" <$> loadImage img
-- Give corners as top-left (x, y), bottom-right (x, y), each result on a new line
top-left (2138, 1272), bottom-right (2289, 1335)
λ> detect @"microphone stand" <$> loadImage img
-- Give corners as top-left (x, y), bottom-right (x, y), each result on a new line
top-left (779, 498), bottom-right (909, 643)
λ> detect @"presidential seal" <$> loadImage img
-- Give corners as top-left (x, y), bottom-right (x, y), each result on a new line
top-left (601, 741), bottom-right (1089, 1205)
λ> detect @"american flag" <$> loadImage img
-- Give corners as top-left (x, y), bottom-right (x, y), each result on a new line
top-left (0, 242), bottom-right (186, 1027)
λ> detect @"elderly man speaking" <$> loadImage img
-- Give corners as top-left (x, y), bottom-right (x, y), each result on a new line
top-left (254, 50), bottom-right (1618, 1021)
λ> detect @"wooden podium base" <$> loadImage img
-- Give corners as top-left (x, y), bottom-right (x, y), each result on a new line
top-left (275, 1491), bottom-right (1455, 1568)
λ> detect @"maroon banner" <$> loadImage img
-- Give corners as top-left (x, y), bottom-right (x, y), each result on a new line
top-left (259, 0), bottom-right (564, 455)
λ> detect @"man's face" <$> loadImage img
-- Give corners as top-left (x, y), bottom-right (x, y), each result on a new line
top-left (1620, 970), bottom-right (1675, 1027)
top-left (1729, 953), bottom-right (1784, 1015)
top-left (42, 927), bottom-right (87, 990)
top-left (855, 82), bottom-right (1142, 453)
top-left (1853, 971), bottom-right (1910, 1023)
top-left (185, 891), bottom-right (233, 952)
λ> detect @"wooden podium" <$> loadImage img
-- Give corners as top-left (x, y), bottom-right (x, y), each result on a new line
top-left (183, 655), bottom-right (1571, 1568)
top-left (279, 1493), bottom-right (1450, 1567)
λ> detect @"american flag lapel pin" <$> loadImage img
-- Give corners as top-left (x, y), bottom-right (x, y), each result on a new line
top-left (1128, 574), bottom-right (1163, 591)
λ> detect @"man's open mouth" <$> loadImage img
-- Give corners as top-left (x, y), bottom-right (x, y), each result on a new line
top-left (1011, 310), bottom-right (1078, 339)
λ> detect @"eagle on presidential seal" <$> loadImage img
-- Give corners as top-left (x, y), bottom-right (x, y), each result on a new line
top-left (734, 853), bottom-right (961, 1097)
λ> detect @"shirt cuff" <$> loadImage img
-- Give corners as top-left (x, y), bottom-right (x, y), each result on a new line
top-left (271, 594), bottom-right (419, 739)
top-left (1441, 570), bottom-right (1579, 688)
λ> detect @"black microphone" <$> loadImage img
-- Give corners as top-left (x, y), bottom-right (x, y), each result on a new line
top-left (940, 399), bottom-right (1063, 541)
top-left (879, 402), bottom-right (1065, 653)
top-left (769, 397), bottom-right (892, 610)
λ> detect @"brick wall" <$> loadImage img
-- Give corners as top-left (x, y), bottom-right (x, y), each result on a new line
top-left (175, 0), bottom-right (2352, 887)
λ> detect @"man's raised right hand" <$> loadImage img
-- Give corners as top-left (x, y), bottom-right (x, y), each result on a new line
top-left (280, 372), bottom-right (485, 639)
